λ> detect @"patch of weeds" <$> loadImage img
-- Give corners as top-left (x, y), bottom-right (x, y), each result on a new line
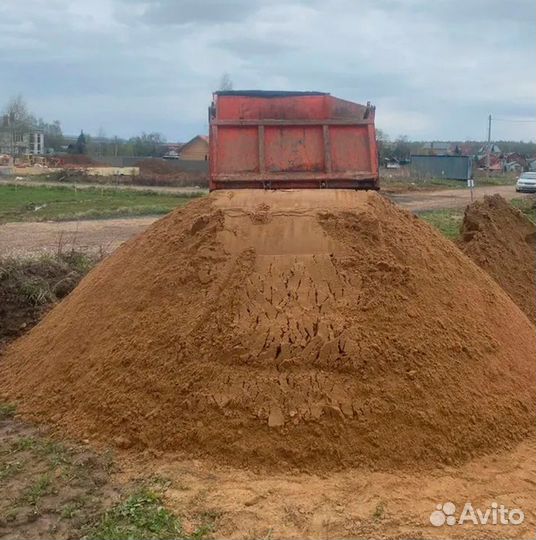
top-left (61, 498), bottom-right (86, 520)
top-left (58, 250), bottom-right (96, 274)
top-left (0, 403), bottom-right (16, 420)
top-left (149, 474), bottom-right (174, 489)
top-left (98, 450), bottom-right (116, 473)
top-left (20, 474), bottom-right (56, 506)
top-left (194, 510), bottom-right (219, 538)
top-left (61, 503), bottom-right (77, 519)
top-left (511, 197), bottom-right (536, 224)
top-left (0, 459), bottom-right (24, 482)
top-left (372, 501), bottom-right (385, 521)
top-left (37, 439), bottom-right (71, 468)
top-left (12, 436), bottom-right (38, 452)
top-left (18, 277), bottom-right (56, 305)
top-left (10, 435), bottom-right (70, 467)
top-left (88, 487), bottom-right (211, 540)
top-left (3, 508), bottom-right (18, 523)
top-left (0, 250), bottom-right (100, 343)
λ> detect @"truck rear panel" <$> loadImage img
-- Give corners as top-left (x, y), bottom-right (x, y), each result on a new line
top-left (209, 90), bottom-right (379, 191)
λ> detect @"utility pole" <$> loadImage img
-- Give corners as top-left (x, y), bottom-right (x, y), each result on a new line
top-left (486, 114), bottom-right (492, 176)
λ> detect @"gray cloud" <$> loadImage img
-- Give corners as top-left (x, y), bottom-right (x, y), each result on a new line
top-left (124, 0), bottom-right (318, 25)
top-left (139, 0), bottom-right (259, 24)
top-left (0, 0), bottom-right (534, 141)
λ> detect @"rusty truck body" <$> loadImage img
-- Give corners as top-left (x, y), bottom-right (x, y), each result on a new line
top-left (208, 90), bottom-right (379, 191)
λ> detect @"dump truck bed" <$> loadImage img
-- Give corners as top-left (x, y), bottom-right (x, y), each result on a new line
top-left (209, 90), bottom-right (379, 191)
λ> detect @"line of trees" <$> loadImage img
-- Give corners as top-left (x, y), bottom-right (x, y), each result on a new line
top-left (86, 132), bottom-right (168, 158)
top-left (376, 130), bottom-right (413, 162)
top-left (5, 94), bottom-right (534, 160)
top-left (376, 128), bottom-right (536, 162)
top-left (2, 95), bottom-right (169, 157)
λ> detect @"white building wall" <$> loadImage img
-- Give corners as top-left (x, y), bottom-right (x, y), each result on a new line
top-left (30, 132), bottom-right (44, 154)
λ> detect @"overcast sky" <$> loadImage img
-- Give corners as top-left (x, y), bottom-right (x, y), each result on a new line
top-left (1, 0), bottom-right (535, 142)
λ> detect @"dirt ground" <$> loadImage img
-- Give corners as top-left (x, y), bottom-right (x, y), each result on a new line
top-left (2, 410), bottom-right (534, 539)
top-left (0, 415), bottom-right (120, 539)
top-left (0, 410), bottom-right (220, 540)
top-left (0, 217), bottom-right (154, 257)
top-left (1, 187), bottom-right (535, 539)
top-left (388, 184), bottom-right (531, 211)
top-left (125, 437), bottom-right (536, 539)
top-left (0, 186), bottom-right (531, 257)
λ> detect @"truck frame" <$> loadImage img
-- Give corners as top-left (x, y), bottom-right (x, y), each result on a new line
top-left (209, 90), bottom-right (379, 191)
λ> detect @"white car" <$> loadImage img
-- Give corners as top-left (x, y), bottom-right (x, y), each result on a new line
top-left (516, 172), bottom-right (536, 192)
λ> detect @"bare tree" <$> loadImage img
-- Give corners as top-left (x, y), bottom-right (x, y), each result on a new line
top-left (2, 95), bottom-right (36, 154)
top-left (375, 128), bottom-right (390, 163)
top-left (4, 94), bottom-right (33, 131)
top-left (393, 135), bottom-right (411, 160)
top-left (219, 73), bottom-right (234, 91)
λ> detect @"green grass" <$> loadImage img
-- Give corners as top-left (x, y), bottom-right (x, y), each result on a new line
top-left (10, 436), bottom-right (71, 469)
top-left (381, 176), bottom-right (464, 191)
top-left (0, 184), bottom-right (203, 223)
top-left (88, 487), bottom-right (213, 540)
top-left (475, 175), bottom-right (517, 187)
top-left (419, 208), bottom-right (464, 239)
top-left (1, 252), bottom-right (96, 307)
top-left (0, 403), bottom-right (16, 420)
top-left (511, 197), bottom-right (536, 223)
top-left (418, 197), bottom-right (535, 240)
top-left (20, 474), bottom-right (56, 506)
top-left (381, 174), bottom-right (516, 192)
top-left (0, 460), bottom-right (23, 482)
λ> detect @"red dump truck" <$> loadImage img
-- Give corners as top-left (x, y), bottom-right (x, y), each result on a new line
top-left (208, 90), bottom-right (379, 191)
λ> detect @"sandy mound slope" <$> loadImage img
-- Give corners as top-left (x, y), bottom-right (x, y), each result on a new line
top-left (459, 194), bottom-right (535, 323)
top-left (1, 190), bottom-right (534, 472)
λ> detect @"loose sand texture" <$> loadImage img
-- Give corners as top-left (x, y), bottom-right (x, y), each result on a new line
top-left (459, 194), bottom-right (535, 323)
top-left (1, 190), bottom-right (534, 472)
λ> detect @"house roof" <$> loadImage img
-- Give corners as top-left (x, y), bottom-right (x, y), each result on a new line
top-left (504, 152), bottom-right (526, 162)
top-left (477, 154), bottom-right (502, 167)
top-left (180, 135), bottom-right (209, 152)
top-left (477, 143), bottom-right (501, 156)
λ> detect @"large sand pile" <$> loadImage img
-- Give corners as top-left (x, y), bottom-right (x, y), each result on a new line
top-left (1, 191), bottom-right (534, 471)
top-left (459, 194), bottom-right (535, 323)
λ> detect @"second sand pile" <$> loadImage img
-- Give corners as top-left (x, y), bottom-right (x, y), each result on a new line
top-left (1, 190), bottom-right (534, 471)
top-left (459, 194), bottom-right (535, 323)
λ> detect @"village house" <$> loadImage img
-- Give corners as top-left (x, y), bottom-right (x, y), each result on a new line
top-left (503, 152), bottom-right (527, 172)
top-left (180, 135), bottom-right (209, 161)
